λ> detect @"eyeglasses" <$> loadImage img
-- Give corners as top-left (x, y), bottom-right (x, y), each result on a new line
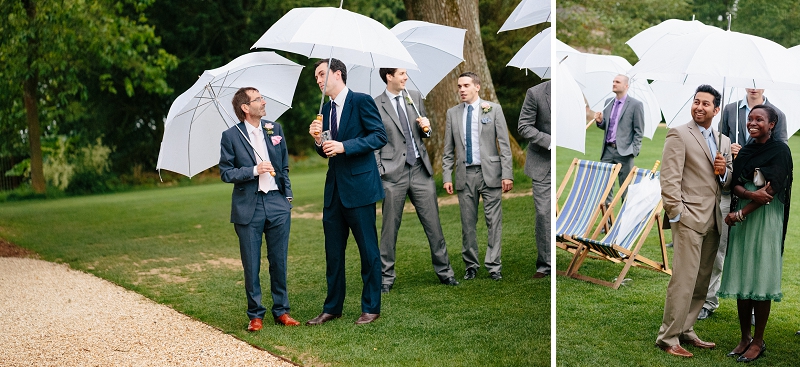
top-left (247, 97), bottom-right (264, 104)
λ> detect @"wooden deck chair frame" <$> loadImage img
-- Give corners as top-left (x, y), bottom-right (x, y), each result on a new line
top-left (564, 169), bottom-right (671, 289)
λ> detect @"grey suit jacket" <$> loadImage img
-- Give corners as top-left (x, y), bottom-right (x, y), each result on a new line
top-left (374, 89), bottom-right (433, 183)
top-left (719, 98), bottom-right (787, 144)
top-left (219, 120), bottom-right (292, 225)
top-left (597, 95), bottom-right (644, 157)
top-left (443, 100), bottom-right (513, 190)
top-left (518, 81), bottom-right (551, 181)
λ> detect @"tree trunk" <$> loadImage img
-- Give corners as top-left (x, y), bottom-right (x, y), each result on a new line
top-left (404, 0), bottom-right (525, 176)
top-left (23, 0), bottom-right (45, 193)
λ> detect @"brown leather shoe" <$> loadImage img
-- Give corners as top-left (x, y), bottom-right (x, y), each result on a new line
top-left (305, 313), bottom-right (341, 326)
top-left (681, 338), bottom-right (716, 349)
top-left (247, 318), bottom-right (263, 332)
top-left (532, 272), bottom-right (548, 279)
top-left (355, 313), bottom-right (380, 325)
top-left (274, 313), bottom-right (301, 326)
top-left (658, 344), bottom-right (693, 358)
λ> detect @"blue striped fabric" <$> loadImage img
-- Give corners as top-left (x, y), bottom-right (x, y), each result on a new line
top-left (556, 160), bottom-right (618, 239)
top-left (574, 168), bottom-right (660, 258)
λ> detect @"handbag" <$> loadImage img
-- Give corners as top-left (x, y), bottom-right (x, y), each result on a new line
top-left (753, 168), bottom-right (766, 187)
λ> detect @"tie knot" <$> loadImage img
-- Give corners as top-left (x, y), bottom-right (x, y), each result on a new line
top-left (396, 95), bottom-right (402, 102)
top-left (468, 104), bottom-right (474, 112)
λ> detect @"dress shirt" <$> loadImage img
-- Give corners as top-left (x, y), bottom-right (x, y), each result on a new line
top-left (385, 90), bottom-right (420, 159)
top-left (606, 94), bottom-right (627, 143)
top-left (245, 122), bottom-right (279, 193)
top-left (462, 99), bottom-right (482, 166)
top-left (330, 86), bottom-right (349, 132)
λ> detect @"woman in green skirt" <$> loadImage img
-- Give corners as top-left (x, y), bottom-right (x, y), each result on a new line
top-left (718, 104), bottom-right (793, 363)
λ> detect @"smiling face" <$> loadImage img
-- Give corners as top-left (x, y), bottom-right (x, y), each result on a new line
top-left (691, 91), bottom-right (720, 128)
top-left (457, 76), bottom-right (480, 104)
top-left (386, 68), bottom-right (408, 94)
top-left (747, 108), bottom-right (775, 143)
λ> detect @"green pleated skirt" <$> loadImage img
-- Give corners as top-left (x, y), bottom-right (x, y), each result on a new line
top-left (718, 181), bottom-right (784, 302)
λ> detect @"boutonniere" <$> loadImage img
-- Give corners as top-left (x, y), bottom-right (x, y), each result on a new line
top-left (270, 135), bottom-right (282, 146)
top-left (263, 122), bottom-right (274, 135)
top-left (481, 116), bottom-right (492, 124)
top-left (405, 95), bottom-right (413, 105)
top-left (480, 102), bottom-right (492, 114)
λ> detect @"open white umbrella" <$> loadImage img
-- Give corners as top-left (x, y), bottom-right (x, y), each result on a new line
top-left (156, 52), bottom-right (303, 178)
top-left (498, 0), bottom-right (551, 33)
top-left (347, 20), bottom-right (465, 98)
top-left (507, 27), bottom-right (551, 79)
top-left (556, 60), bottom-right (588, 153)
top-left (626, 19), bottom-right (720, 57)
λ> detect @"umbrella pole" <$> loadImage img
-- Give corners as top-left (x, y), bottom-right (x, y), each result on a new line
top-left (403, 88), bottom-right (430, 133)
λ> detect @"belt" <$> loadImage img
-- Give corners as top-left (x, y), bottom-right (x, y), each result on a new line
top-left (606, 142), bottom-right (617, 149)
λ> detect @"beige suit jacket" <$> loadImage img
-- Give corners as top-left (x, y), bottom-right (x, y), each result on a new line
top-left (442, 100), bottom-right (513, 190)
top-left (660, 122), bottom-right (733, 234)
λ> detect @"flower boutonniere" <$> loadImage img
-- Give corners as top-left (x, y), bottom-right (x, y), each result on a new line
top-left (405, 95), bottom-right (414, 105)
top-left (263, 122), bottom-right (274, 135)
top-left (480, 102), bottom-right (492, 114)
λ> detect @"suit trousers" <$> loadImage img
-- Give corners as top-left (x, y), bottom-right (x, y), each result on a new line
top-left (600, 144), bottom-right (634, 205)
top-left (532, 171), bottom-right (552, 274)
top-left (380, 158), bottom-right (454, 285)
top-left (656, 220), bottom-right (720, 347)
top-left (233, 190), bottom-right (292, 320)
top-left (322, 183), bottom-right (382, 315)
top-left (704, 194), bottom-right (731, 311)
top-left (457, 165), bottom-right (503, 273)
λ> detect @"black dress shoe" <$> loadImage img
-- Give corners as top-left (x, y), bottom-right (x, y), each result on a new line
top-left (440, 277), bottom-right (459, 286)
top-left (489, 271), bottom-right (503, 281)
top-left (737, 341), bottom-right (765, 363)
top-left (305, 313), bottom-right (341, 326)
top-left (381, 284), bottom-right (393, 293)
top-left (464, 268), bottom-right (477, 280)
top-left (727, 339), bottom-right (752, 358)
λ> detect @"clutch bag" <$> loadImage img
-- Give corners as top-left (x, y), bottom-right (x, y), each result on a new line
top-left (753, 168), bottom-right (766, 187)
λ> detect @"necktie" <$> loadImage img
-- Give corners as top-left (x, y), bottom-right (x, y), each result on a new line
top-left (466, 104), bottom-right (474, 165)
top-left (396, 96), bottom-right (416, 165)
top-left (607, 100), bottom-right (621, 143)
top-left (702, 129), bottom-right (715, 157)
top-left (330, 101), bottom-right (338, 140)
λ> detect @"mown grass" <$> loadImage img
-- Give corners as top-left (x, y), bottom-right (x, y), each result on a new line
top-left (556, 126), bottom-right (800, 366)
top-left (0, 163), bottom-right (546, 367)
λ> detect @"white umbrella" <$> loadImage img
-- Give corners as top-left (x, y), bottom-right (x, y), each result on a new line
top-left (626, 19), bottom-right (720, 57)
top-left (347, 20), bottom-right (466, 98)
top-left (498, 0), bottom-right (551, 33)
top-left (507, 27), bottom-right (551, 79)
top-left (555, 60), bottom-right (588, 153)
top-left (156, 52), bottom-right (303, 178)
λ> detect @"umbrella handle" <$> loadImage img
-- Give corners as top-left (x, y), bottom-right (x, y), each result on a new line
top-left (313, 114), bottom-right (322, 136)
top-left (649, 160), bottom-right (660, 178)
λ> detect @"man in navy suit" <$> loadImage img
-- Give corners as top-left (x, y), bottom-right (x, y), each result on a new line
top-left (219, 87), bottom-right (300, 331)
top-left (306, 58), bottom-right (388, 326)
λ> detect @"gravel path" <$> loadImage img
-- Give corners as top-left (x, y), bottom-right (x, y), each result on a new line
top-left (0, 257), bottom-right (296, 367)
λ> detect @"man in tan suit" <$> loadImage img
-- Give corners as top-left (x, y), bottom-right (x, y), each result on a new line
top-left (656, 84), bottom-right (732, 358)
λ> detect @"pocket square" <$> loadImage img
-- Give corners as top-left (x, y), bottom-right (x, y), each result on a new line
top-left (271, 136), bottom-right (282, 146)
top-left (481, 117), bottom-right (491, 124)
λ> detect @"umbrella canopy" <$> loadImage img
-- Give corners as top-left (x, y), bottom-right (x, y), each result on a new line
top-left (157, 52), bottom-right (303, 178)
top-left (507, 27), bottom-right (551, 79)
top-left (498, 0), bottom-right (551, 33)
top-left (347, 20), bottom-right (466, 98)
top-left (251, 7), bottom-right (417, 70)
top-left (555, 61), bottom-right (588, 153)
top-left (626, 19), bottom-right (720, 57)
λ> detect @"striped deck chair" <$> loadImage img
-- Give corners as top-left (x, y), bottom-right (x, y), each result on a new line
top-left (555, 159), bottom-right (621, 273)
top-left (564, 165), bottom-right (670, 289)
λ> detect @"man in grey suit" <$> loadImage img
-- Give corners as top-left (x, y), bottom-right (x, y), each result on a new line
top-left (374, 68), bottom-right (459, 292)
top-left (698, 89), bottom-right (788, 320)
top-left (594, 74), bottom-right (645, 203)
top-left (219, 87), bottom-right (300, 331)
top-left (443, 72), bottom-right (514, 281)
top-left (518, 80), bottom-right (551, 278)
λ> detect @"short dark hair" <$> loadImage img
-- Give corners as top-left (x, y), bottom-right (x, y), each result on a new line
top-left (458, 71), bottom-right (481, 86)
top-left (379, 68), bottom-right (398, 84)
top-left (694, 84), bottom-right (721, 108)
top-left (314, 58), bottom-right (348, 84)
top-left (750, 104), bottom-right (779, 125)
top-left (231, 87), bottom-right (259, 122)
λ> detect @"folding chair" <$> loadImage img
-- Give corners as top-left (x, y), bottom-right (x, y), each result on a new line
top-left (564, 164), bottom-right (670, 289)
top-left (555, 159), bottom-right (621, 274)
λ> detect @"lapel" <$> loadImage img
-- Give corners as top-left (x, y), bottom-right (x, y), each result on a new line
top-left (261, 122), bottom-right (278, 165)
top-left (688, 123), bottom-right (714, 165)
top-left (453, 103), bottom-right (465, 146)
top-left (235, 122), bottom-right (257, 164)
top-left (338, 90), bottom-right (354, 139)
top-left (477, 100), bottom-right (485, 138)
top-left (379, 93), bottom-right (405, 135)
top-left (543, 85), bottom-right (551, 111)
top-left (737, 104), bottom-right (748, 144)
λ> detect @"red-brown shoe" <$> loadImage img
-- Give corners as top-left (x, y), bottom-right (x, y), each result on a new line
top-left (274, 313), bottom-right (301, 326)
top-left (355, 313), bottom-right (380, 325)
top-left (247, 318), bottom-right (263, 332)
top-left (658, 344), bottom-right (693, 358)
top-left (681, 338), bottom-right (716, 349)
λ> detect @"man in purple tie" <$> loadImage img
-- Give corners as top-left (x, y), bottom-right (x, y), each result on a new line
top-left (594, 74), bottom-right (645, 203)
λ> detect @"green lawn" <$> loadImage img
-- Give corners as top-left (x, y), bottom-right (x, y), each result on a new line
top-left (0, 164), bottom-right (547, 367)
top-left (556, 126), bottom-right (800, 366)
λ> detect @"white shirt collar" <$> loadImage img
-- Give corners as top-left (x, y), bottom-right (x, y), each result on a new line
top-left (385, 89), bottom-right (402, 101)
top-left (332, 86), bottom-right (349, 107)
top-left (738, 95), bottom-right (767, 109)
top-left (464, 98), bottom-right (481, 110)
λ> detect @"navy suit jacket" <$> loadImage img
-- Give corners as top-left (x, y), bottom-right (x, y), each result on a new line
top-left (315, 90), bottom-right (387, 208)
top-left (220, 120), bottom-right (292, 225)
